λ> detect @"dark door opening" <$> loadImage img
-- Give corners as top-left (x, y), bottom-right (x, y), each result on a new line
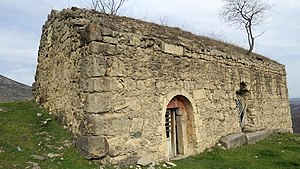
top-left (165, 108), bottom-right (179, 158)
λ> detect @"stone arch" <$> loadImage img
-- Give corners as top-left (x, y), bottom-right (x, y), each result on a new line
top-left (161, 90), bottom-right (199, 160)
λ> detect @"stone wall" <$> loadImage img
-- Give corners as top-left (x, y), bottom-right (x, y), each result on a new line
top-left (34, 7), bottom-right (292, 165)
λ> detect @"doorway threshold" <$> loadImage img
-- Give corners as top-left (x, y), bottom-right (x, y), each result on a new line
top-left (170, 154), bottom-right (189, 161)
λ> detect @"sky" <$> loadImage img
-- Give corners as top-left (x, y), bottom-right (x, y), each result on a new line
top-left (0, 0), bottom-right (299, 98)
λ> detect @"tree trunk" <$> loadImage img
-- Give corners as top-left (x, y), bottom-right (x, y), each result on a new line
top-left (248, 38), bottom-right (254, 55)
top-left (246, 22), bottom-right (255, 55)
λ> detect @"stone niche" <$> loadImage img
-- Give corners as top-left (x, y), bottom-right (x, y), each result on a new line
top-left (33, 7), bottom-right (292, 165)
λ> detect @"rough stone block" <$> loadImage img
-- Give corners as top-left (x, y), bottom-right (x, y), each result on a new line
top-left (90, 77), bottom-right (123, 92)
top-left (103, 36), bottom-right (118, 44)
top-left (84, 93), bottom-right (111, 113)
top-left (106, 58), bottom-right (126, 77)
top-left (70, 18), bottom-right (88, 26)
top-left (101, 27), bottom-right (114, 36)
top-left (243, 124), bottom-right (257, 133)
top-left (82, 23), bottom-right (102, 43)
top-left (162, 42), bottom-right (183, 56)
top-left (219, 132), bottom-right (247, 149)
top-left (129, 37), bottom-right (141, 46)
top-left (165, 161), bottom-right (177, 167)
top-left (137, 156), bottom-right (153, 166)
top-left (245, 129), bottom-right (272, 144)
top-left (88, 41), bottom-right (117, 55)
top-left (88, 113), bottom-right (130, 136)
top-left (193, 89), bottom-right (206, 99)
top-left (274, 128), bottom-right (291, 134)
top-left (75, 136), bottom-right (109, 159)
top-left (82, 56), bottom-right (107, 78)
top-left (130, 118), bottom-right (144, 132)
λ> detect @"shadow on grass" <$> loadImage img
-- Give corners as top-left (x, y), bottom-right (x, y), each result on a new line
top-left (276, 161), bottom-right (300, 168)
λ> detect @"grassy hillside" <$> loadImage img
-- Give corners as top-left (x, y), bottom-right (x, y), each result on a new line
top-left (1, 101), bottom-right (300, 169)
top-left (0, 101), bottom-right (98, 169)
top-left (0, 75), bottom-right (32, 102)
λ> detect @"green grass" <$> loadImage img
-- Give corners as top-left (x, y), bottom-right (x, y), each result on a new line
top-left (174, 133), bottom-right (300, 169)
top-left (0, 101), bottom-right (98, 169)
top-left (1, 101), bottom-right (300, 169)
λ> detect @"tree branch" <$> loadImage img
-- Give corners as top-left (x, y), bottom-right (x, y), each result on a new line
top-left (219, 0), bottom-right (272, 54)
top-left (91, 0), bottom-right (126, 15)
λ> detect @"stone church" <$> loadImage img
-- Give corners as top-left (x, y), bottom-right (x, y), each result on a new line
top-left (33, 7), bottom-right (292, 165)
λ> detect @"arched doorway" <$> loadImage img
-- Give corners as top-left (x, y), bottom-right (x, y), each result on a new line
top-left (164, 95), bottom-right (194, 159)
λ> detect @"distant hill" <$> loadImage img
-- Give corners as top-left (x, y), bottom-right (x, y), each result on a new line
top-left (290, 98), bottom-right (300, 105)
top-left (0, 75), bottom-right (32, 102)
top-left (290, 98), bottom-right (300, 133)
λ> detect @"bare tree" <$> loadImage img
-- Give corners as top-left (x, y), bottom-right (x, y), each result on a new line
top-left (91, 0), bottom-right (126, 15)
top-left (219, 0), bottom-right (272, 54)
top-left (158, 16), bottom-right (169, 26)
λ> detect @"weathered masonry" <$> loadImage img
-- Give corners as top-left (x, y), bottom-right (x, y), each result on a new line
top-left (33, 7), bottom-right (292, 165)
